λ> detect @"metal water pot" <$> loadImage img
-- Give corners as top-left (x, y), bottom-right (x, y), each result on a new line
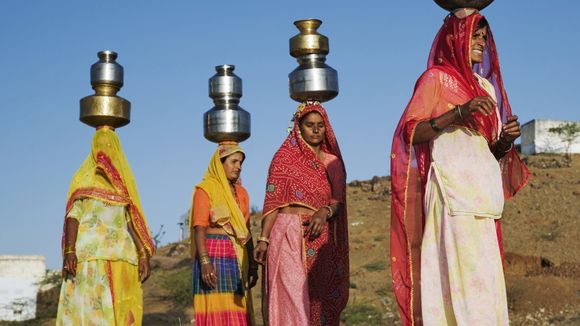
top-left (204, 65), bottom-right (251, 143)
top-left (288, 19), bottom-right (339, 103)
top-left (433, 0), bottom-right (494, 11)
top-left (79, 51), bottom-right (131, 128)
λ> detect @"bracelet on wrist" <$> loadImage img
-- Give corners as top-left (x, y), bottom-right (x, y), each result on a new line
top-left (455, 105), bottom-right (464, 121)
top-left (495, 136), bottom-right (513, 154)
top-left (199, 255), bottom-right (211, 265)
top-left (138, 248), bottom-right (149, 259)
top-left (322, 205), bottom-right (333, 219)
top-left (64, 249), bottom-right (76, 255)
top-left (257, 236), bottom-right (270, 245)
top-left (500, 141), bottom-right (513, 153)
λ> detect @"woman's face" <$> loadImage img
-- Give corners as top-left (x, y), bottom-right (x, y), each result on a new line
top-left (299, 112), bottom-right (325, 147)
top-left (470, 26), bottom-right (488, 64)
top-left (222, 152), bottom-right (244, 183)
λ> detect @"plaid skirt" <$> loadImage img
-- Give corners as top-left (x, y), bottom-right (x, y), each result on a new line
top-left (192, 234), bottom-right (250, 325)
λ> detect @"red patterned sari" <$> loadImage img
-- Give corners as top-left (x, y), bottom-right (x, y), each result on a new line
top-left (263, 103), bottom-right (349, 326)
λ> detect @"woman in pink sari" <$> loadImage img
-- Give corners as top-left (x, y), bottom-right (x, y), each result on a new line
top-left (254, 103), bottom-right (349, 325)
top-left (390, 10), bottom-right (530, 326)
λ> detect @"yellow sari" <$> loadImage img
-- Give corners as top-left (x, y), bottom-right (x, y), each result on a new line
top-left (57, 127), bottom-right (153, 326)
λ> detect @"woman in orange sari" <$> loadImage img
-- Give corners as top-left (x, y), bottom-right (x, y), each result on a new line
top-left (390, 10), bottom-right (530, 325)
top-left (57, 126), bottom-right (154, 326)
top-left (190, 143), bottom-right (258, 325)
top-left (254, 103), bottom-right (349, 326)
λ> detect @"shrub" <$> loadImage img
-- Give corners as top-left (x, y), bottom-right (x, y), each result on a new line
top-left (163, 269), bottom-right (192, 308)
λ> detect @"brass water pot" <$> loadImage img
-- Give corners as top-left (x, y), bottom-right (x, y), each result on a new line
top-left (79, 51), bottom-right (130, 128)
top-left (288, 19), bottom-right (338, 103)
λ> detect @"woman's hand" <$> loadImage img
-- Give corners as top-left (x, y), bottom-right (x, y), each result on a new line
top-left (253, 241), bottom-right (268, 265)
top-left (459, 96), bottom-right (496, 118)
top-left (138, 256), bottom-right (151, 283)
top-left (304, 208), bottom-right (329, 239)
top-left (201, 263), bottom-right (217, 289)
top-left (500, 115), bottom-right (521, 143)
top-left (248, 264), bottom-right (259, 288)
top-left (62, 252), bottom-right (77, 278)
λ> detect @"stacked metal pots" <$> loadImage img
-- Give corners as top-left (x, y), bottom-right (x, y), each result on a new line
top-left (203, 65), bottom-right (251, 143)
top-left (80, 51), bottom-right (131, 128)
top-left (288, 19), bottom-right (338, 103)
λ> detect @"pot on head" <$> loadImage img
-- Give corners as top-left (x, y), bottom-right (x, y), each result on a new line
top-left (433, 0), bottom-right (494, 11)
top-left (79, 51), bottom-right (131, 128)
top-left (204, 65), bottom-right (251, 143)
top-left (288, 19), bottom-right (339, 103)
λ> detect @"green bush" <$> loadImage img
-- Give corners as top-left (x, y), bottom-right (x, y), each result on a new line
top-left (163, 269), bottom-right (192, 308)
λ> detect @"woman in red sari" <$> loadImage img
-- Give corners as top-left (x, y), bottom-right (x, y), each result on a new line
top-left (254, 103), bottom-right (349, 325)
top-left (390, 10), bottom-right (530, 325)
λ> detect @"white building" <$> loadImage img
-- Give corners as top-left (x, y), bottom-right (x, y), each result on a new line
top-left (520, 119), bottom-right (580, 155)
top-left (0, 255), bottom-right (46, 322)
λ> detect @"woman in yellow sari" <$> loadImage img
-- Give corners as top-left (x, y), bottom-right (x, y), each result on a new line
top-left (190, 143), bottom-right (258, 325)
top-left (56, 126), bottom-right (154, 326)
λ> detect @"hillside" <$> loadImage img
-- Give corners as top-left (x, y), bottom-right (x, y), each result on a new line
top-left (9, 154), bottom-right (580, 325)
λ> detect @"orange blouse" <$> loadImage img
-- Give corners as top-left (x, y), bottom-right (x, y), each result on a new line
top-left (191, 184), bottom-right (250, 228)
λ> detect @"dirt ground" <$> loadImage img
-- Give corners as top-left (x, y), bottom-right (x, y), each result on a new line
top-left (340, 154), bottom-right (580, 325)
top-left (15, 154), bottom-right (580, 325)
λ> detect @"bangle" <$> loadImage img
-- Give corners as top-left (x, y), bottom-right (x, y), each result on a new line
top-left (257, 236), bottom-right (270, 245)
top-left (322, 205), bottom-right (333, 219)
top-left (429, 119), bottom-right (443, 133)
top-left (64, 249), bottom-right (76, 255)
top-left (199, 255), bottom-right (211, 265)
top-left (497, 138), bottom-right (513, 153)
top-left (138, 248), bottom-right (149, 259)
top-left (64, 246), bottom-right (75, 252)
top-left (455, 105), bottom-right (464, 121)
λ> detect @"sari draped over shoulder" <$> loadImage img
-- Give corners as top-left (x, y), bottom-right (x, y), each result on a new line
top-left (192, 144), bottom-right (251, 277)
top-left (390, 12), bottom-right (530, 325)
top-left (263, 103), bottom-right (349, 325)
top-left (57, 127), bottom-right (153, 326)
top-left (190, 143), bottom-right (255, 326)
top-left (63, 127), bottom-right (154, 257)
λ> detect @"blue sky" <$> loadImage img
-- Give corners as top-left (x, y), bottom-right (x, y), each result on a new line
top-left (1, 1), bottom-right (577, 269)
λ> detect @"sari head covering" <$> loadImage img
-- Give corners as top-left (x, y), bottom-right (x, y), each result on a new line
top-left (193, 142), bottom-right (250, 245)
top-left (64, 127), bottom-right (154, 257)
top-left (263, 102), bottom-right (349, 321)
top-left (263, 103), bottom-right (343, 215)
top-left (390, 11), bottom-right (530, 325)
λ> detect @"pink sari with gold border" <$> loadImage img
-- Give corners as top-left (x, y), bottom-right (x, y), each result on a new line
top-left (263, 104), bottom-right (349, 326)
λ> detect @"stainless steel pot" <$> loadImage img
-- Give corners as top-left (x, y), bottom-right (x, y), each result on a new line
top-left (433, 0), bottom-right (494, 11)
top-left (204, 65), bottom-right (251, 143)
